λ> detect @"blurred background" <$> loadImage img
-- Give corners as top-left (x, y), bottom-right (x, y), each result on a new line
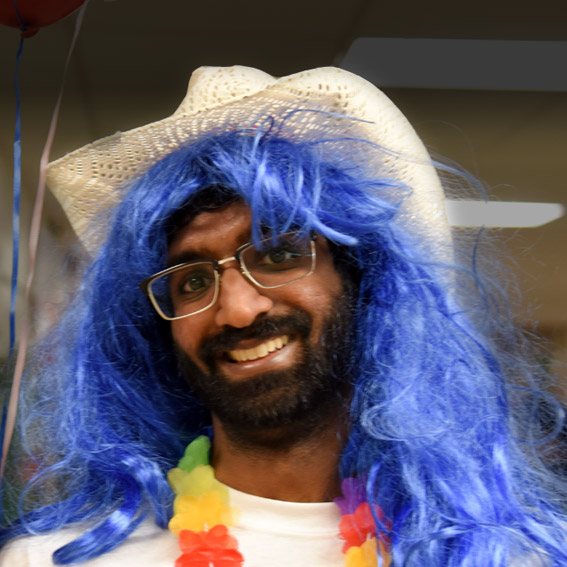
top-left (1, 0), bottom-right (566, 401)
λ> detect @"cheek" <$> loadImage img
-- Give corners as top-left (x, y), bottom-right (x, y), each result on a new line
top-left (171, 320), bottom-right (213, 375)
top-left (295, 272), bottom-right (344, 339)
top-left (171, 319), bottom-right (200, 358)
top-left (314, 261), bottom-right (344, 306)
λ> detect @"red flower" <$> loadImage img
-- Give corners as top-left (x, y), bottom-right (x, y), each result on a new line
top-left (175, 525), bottom-right (244, 567)
top-left (339, 502), bottom-right (390, 553)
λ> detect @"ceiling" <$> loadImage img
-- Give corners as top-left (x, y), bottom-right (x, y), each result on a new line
top-left (1, 0), bottom-right (566, 360)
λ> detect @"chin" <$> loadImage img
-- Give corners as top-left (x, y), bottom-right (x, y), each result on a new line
top-left (175, 295), bottom-right (355, 437)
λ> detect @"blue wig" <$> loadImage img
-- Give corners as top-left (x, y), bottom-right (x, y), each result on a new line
top-left (3, 128), bottom-right (567, 565)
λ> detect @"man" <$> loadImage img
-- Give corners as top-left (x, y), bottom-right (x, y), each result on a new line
top-left (1, 66), bottom-right (566, 566)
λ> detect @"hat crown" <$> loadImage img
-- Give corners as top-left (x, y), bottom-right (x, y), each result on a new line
top-left (46, 64), bottom-right (449, 256)
top-left (175, 66), bottom-right (276, 115)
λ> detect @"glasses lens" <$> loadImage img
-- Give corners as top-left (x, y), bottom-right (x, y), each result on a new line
top-left (149, 262), bottom-right (217, 319)
top-left (241, 233), bottom-right (314, 288)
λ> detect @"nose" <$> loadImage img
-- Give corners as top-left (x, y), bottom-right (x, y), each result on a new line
top-left (214, 267), bottom-right (274, 328)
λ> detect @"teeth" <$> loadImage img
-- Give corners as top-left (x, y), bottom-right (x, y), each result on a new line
top-left (229, 335), bottom-right (289, 362)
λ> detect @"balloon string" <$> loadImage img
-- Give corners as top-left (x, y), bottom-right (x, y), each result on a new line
top-left (13, 0), bottom-right (26, 32)
top-left (9, 35), bottom-right (24, 360)
top-left (0, 0), bottom-right (91, 482)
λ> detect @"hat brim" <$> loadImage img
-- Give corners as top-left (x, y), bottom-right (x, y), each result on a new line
top-left (47, 66), bottom-right (448, 255)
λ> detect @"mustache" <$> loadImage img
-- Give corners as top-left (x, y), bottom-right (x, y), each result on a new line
top-left (199, 310), bottom-right (312, 363)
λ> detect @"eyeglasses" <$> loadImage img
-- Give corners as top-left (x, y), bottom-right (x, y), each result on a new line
top-left (140, 232), bottom-right (317, 321)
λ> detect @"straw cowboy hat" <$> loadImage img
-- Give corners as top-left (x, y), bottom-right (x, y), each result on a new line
top-left (46, 65), bottom-right (448, 254)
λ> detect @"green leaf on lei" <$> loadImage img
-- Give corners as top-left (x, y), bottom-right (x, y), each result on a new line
top-left (178, 435), bottom-right (211, 472)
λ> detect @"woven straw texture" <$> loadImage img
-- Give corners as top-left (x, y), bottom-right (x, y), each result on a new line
top-left (46, 66), bottom-right (447, 254)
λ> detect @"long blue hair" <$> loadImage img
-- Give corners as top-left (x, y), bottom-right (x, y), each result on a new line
top-left (3, 127), bottom-right (567, 565)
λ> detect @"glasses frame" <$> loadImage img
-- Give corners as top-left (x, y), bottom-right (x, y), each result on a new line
top-left (139, 232), bottom-right (317, 321)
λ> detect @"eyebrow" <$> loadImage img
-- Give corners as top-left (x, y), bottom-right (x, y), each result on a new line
top-left (165, 225), bottom-right (280, 268)
top-left (166, 231), bottom-right (251, 268)
top-left (166, 250), bottom-right (211, 268)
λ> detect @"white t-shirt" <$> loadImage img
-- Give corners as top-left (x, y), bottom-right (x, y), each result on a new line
top-left (0, 487), bottom-right (548, 566)
top-left (0, 487), bottom-right (344, 567)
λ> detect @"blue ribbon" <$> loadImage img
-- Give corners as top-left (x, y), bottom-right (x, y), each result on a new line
top-left (9, 35), bottom-right (24, 360)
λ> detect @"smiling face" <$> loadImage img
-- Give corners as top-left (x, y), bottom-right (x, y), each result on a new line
top-left (168, 199), bottom-right (354, 435)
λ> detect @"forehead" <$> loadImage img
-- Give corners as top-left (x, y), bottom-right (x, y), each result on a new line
top-left (167, 200), bottom-right (253, 262)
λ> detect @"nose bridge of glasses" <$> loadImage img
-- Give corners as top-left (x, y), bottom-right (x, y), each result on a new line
top-left (216, 255), bottom-right (252, 281)
top-left (217, 255), bottom-right (239, 269)
top-left (216, 253), bottom-right (258, 290)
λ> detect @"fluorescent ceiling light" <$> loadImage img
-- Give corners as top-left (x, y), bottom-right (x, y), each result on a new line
top-left (445, 201), bottom-right (565, 227)
top-left (341, 39), bottom-right (567, 91)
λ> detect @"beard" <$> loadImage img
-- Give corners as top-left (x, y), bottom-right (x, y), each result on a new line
top-left (174, 290), bottom-right (355, 445)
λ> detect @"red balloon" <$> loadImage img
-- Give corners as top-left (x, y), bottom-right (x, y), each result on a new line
top-left (0, 0), bottom-right (86, 37)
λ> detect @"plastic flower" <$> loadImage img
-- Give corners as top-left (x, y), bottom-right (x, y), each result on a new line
top-left (344, 537), bottom-right (391, 567)
top-left (175, 525), bottom-right (244, 567)
top-left (339, 502), bottom-right (376, 551)
top-left (169, 490), bottom-right (237, 535)
top-left (178, 436), bottom-right (211, 472)
top-left (334, 476), bottom-right (367, 515)
top-left (339, 500), bottom-right (390, 553)
top-left (169, 464), bottom-right (228, 500)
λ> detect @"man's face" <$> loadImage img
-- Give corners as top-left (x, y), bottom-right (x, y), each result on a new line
top-left (169, 200), bottom-right (353, 433)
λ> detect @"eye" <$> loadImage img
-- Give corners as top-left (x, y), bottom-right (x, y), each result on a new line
top-left (265, 247), bottom-right (296, 265)
top-left (251, 245), bottom-right (305, 273)
top-left (182, 274), bottom-right (209, 292)
top-left (170, 266), bottom-right (216, 302)
top-left (240, 232), bottom-right (313, 277)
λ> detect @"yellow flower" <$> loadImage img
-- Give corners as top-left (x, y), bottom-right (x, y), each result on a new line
top-left (344, 537), bottom-right (391, 567)
top-left (168, 464), bottom-right (228, 501)
top-left (169, 489), bottom-right (238, 535)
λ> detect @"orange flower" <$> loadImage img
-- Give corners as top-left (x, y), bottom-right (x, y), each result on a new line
top-left (175, 525), bottom-right (244, 567)
top-left (344, 537), bottom-right (391, 567)
top-left (339, 502), bottom-right (376, 552)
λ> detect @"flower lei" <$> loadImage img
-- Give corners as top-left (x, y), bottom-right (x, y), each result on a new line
top-left (167, 436), bottom-right (391, 567)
